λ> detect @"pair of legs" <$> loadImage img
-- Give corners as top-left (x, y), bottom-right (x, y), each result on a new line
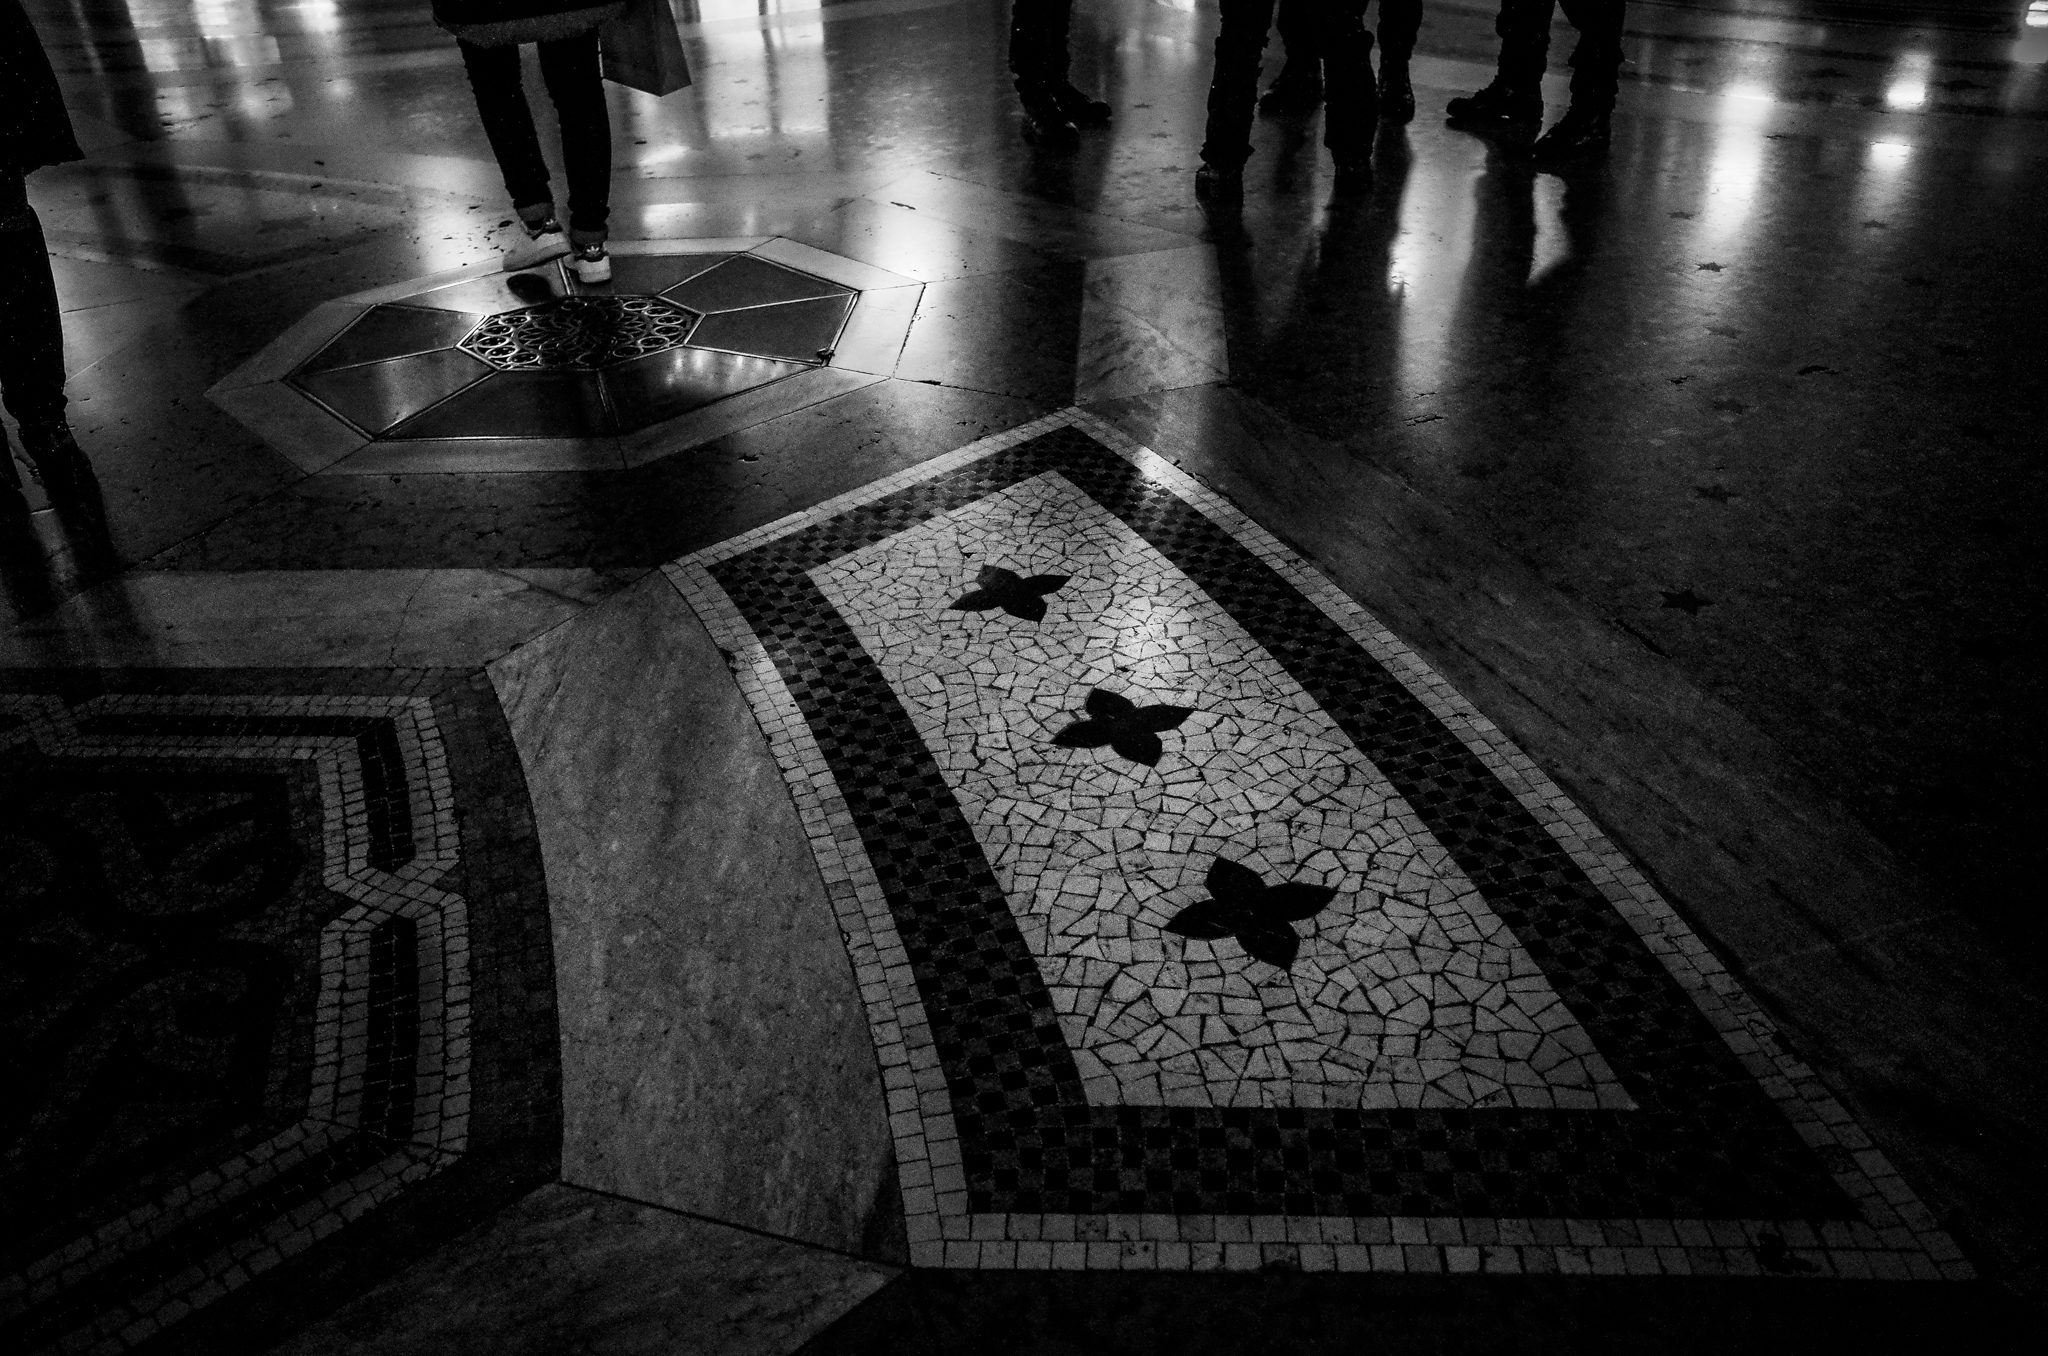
top-left (0, 165), bottom-right (89, 495)
top-left (1490, 0), bottom-right (1624, 115)
top-left (1202, 0), bottom-right (1377, 180)
top-left (1267, 0), bottom-right (1422, 101)
top-left (1448, 0), bottom-right (1624, 156)
top-left (458, 32), bottom-right (612, 247)
top-left (1009, 0), bottom-right (1111, 145)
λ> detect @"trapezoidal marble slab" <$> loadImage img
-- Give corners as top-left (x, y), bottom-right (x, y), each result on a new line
top-left (665, 410), bottom-right (1970, 1280)
top-left (210, 239), bottom-right (921, 475)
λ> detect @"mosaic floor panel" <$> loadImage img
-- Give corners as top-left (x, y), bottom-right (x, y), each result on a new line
top-left (668, 412), bottom-right (1969, 1280)
top-left (0, 670), bottom-right (558, 1356)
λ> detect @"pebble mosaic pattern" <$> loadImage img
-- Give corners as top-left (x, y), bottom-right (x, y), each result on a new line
top-left (815, 474), bottom-right (1628, 1113)
top-left (669, 411), bottom-right (1971, 1280)
top-left (0, 671), bottom-right (558, 1356)
top-left (458, 294), bottom-right (699, 372)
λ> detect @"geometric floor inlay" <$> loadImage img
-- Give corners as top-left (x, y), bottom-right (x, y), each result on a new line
top-left (287, 254), bottom-right (848, 439)
top-left (209, 237), bottom-right (921, 476)
top-left (668, 410), bottom-right (1972, 1279)
top-left (0, 671), bottom-right (558, 1356)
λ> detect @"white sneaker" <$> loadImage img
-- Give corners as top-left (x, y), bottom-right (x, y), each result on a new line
top-left (570, 244), bottom-right (611, 284)
top-left (503, 224), bottom-right (569, 271)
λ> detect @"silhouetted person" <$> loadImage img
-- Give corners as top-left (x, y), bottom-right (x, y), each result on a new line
top-left (1, 0), bottom-right (94, 506)
top-left (433, 0), bottom-right (622, 281)
top-left (1010, 0), bottom-right (1112, 148)
top-left (1445, 0), bottom-right (1623, 159)
top-left (1199, 0), bottom-right (1376, 199)
top-left (1258, 0), bottom-right (1423, 123)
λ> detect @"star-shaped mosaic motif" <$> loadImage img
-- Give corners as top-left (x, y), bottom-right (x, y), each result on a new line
top-left (1050, 687), bottom-right (1193, 767)
top-left (948, 564), bottom-right (1072, 622)
top-left (1163, 858), bottom-right (1338, 969)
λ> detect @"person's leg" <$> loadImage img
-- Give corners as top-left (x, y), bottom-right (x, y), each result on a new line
top-left (0, 166), bottom-right (94, 493)
top-left (1010, 0), bottom-right (1109, 140)
top-left (1260, 0), bottom-right (1324, 112)
top-left (537, 30), bottom-right (611, 245)
top-left (1559, 0), bottom-right (1624, 112)
top-left (1200, 0), bottom-right (1279, 180)
top-left (1376, 0), bottom-right (1422, 57)
top-left (1446, 0), bottom-right (1551, 122)
top-left (1494, 0), bottom-right (1556, 91)
top-left (1009, 0), bottom-right (1073, 88)
top-left (1532, 0), bottom-right (1622, 156)
top-left (1317, 0), bottom-right (1377, 170)
top-left (1373, 0), bottom-right (1422, 118)
top-left (459, 39), bottom-right (556, 221)
top-left (0, 168), bottom-right (68, 430)
top-left (1275, 0), bottom-right (1320, 56)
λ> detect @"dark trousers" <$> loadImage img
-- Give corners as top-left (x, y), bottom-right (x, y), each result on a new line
top-left (1495, 0), bottom-right (1624, 109)
top-left (0, 167), bottom-right (66, 427)
top-left (1008, 0), bottom-right (1074, 87)
top-left (1276, 0), bottom-right (1422, 62)
top-left (1203, 0), bottom-right (1375, 170)
top-left (458, 32), bottom-right (612, 240)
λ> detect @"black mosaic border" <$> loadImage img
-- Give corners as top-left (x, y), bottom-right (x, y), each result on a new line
top-left (0, 668), bottom-right (560, 1356)
top-left (2, 752), bottom-right (329, 1264)
top-left (78, 713), bottom-right (416, 871)
top-left (709, 426), bottom-right (1853, 1221)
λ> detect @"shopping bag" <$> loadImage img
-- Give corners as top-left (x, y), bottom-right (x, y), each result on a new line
top-left (600, 0), bottom-right (692, 96)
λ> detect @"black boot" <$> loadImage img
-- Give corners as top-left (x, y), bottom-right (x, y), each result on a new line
top-left (1532, 105), bottom-right (1613, 161)
top-left (1258, 60), bottom-right (1323, 115)
top-left (1052, 82), bottom-right (1112, 127)
top-left (1378, 58), bottom-right (1415, 122)
top-left (1017, 80), bottom-right (1080, 149)
top-left (1446, 79), bottom-right (1542, 126)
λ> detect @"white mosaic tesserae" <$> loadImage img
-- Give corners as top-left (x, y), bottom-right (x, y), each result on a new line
top-left (816, 473), bottom-right (1627, 1112)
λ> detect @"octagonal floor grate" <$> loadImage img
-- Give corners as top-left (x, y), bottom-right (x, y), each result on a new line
top-left (284, 252), bottom-right (857, 439)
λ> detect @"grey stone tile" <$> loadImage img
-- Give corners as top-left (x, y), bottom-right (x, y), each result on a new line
top-left (489, 571), bottom-right (904, 1260)
top-left (268, 1184), bottom-right (897, 1356)
top-left (0, 569), bottom-right (606, 669)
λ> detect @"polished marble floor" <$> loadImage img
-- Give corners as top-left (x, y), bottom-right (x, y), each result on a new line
top-left (5, 0), bottom-right (2046, 1352)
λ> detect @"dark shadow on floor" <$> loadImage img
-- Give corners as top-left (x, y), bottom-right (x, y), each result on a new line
top-left (799, 1268), bottom-right (2028, 1356)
